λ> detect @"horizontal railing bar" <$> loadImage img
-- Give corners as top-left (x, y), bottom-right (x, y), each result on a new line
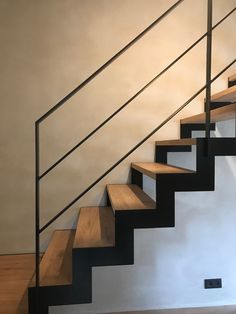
top-left (36, 0), bottom-right (184, 124)
top-left (39, 5), bottom-right (236, 180)
top-left (39, 57), bottom-right (235, 233)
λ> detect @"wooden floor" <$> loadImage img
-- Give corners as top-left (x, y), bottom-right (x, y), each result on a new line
top-left (0, 254), bottom-right (35, 314)
top-left (109, 305), bottom-right (236, 314)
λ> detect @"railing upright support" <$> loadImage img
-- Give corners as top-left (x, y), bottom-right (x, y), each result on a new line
top-left (205, 0), bottom-right (213, 140)
top-left (35, 122), bottom-right (40, 313)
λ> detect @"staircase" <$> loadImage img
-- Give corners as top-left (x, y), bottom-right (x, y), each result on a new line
top-left (28, 1), bottom-right (236, 313)
top-left (28, 74), bottom-right (236, 313)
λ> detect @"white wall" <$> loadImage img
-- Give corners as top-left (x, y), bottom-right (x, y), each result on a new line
top-left (51, 119), bottom-right (236, 313)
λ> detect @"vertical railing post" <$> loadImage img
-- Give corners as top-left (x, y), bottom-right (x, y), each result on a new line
top-left (234, 95), bottom-right (236, 137)
top-left (35, 122), bottom-right (40, 313)
top-left (205, 0), bottom-right (213, 141)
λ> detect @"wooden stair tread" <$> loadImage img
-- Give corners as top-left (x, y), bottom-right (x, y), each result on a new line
top-left (181, 103), bottom-right (236, 124)
top-left (156, 138), bottom-right (196, 146)
top-left (74, 207), bottom-right (115, 249)
top-left (211, 85), bottom-right (236, 103)
top-left (132, 162), bottom-right (193, 179)
top-left (107, 184), bottom-right (156, 211)
top-left (229, 73), bottom-right (236, 82)
top-left (33, 230), bottom-right (75, 287)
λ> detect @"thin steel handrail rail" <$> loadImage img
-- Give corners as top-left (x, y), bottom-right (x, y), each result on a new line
top-left (39, 58), bottom-right (235, 233)
top-left (36, 0), bottom-right (184, 124)
top-left (38, 6), bottom-right (236, 180)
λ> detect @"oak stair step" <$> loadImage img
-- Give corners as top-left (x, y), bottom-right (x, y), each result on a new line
top-left (156, 138), bottom-right (196, 146)
top-left (107, 184), bottom-right (156, 211)
top-left (181, 103), bottom-right (236, 124)
top-left (74, 207), bottom-right (115, 249)
top-left (31, 230), bottom-right (75, 287)
top-left (211, 85), bottom-right (236, 103)
top-left (132, 162), bottom-right (193, 179)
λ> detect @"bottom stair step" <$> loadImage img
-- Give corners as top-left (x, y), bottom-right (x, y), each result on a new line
top-left (107, 184), bottom-right (156, 211)
top-left (31, 230), bottom-right (75, 287)
top-left (74, 207), bottom-right (115, 249)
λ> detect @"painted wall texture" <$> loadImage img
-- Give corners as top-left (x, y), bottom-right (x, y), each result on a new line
top-left (0, 0), bottom-right (236, 307)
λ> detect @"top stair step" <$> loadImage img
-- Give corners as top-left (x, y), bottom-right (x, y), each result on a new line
top-left (74, 207), bottom-right (115, 249)
top-left (181, 103), bottom-right (236, 124)
top-left (211, 85), bottom-right (236, 103)
top-left (107, 184), bottom-right (156, 211)
top-left (156, 138), bottom-right (196, 146)
top-left (132, 162), bottom-right (193, 179)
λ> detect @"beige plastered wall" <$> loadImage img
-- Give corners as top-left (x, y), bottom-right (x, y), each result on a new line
top-left (0, 0), bottom-right (235, 254)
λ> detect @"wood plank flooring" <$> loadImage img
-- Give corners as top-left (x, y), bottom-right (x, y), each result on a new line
top-left (0, 254), bottom-right (35, 314)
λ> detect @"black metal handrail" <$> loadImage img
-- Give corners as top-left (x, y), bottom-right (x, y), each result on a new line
top-left (39, 5), bottom-right (236, 179)
top-left (34, 1), bottom-right (236, 312)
